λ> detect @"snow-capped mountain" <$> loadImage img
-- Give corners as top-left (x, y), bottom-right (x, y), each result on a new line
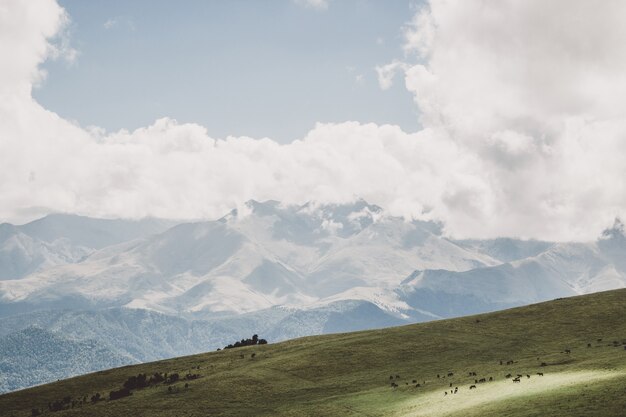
top-left (0, 200), bottom-right (499, 317)
top-left (1, 201), bottom-right (625, 392)
top-left (398, 220), bottom-right (626, 317)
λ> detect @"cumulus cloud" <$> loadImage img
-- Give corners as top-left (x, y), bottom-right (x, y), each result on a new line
top-left (386, 0), bottom-right (626, 239)
top-left (1, 0), bottom-right (625, 241)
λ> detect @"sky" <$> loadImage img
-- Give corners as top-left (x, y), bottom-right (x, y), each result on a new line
top-left (1, 0), bottom-right (626, 241)
top-left (33, 0), bottom-right (420, 142)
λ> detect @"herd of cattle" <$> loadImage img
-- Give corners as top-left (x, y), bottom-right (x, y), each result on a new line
top-left (387, 336), bottom-right (626, 397)
top-left (388, 365), bottom-right (543, 396)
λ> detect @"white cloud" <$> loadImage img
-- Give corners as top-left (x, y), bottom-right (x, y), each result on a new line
top-left (2, 0), bottom-right (626, 241)
top-left (293, 0), bottom-right (329, 11)
top-left (375, 60), bottom-right (408, 90)
top-left (392, 0), bottom-right (626, 239)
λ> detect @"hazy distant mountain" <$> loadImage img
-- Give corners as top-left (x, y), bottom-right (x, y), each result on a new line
top-left (0, 200), bottom-right (498, 317)
top-left (2, 201), bottom-right (625, 321)
top-left (0, 214), bottom-right (176, 280)
top-left (398, 221), bottom-right (626, 316)
top-left (0, 201), bottom-right (625, 392)
top-left (452, 237), bottom-right (554, 263)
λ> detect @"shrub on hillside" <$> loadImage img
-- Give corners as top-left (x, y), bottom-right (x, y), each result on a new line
top-left (223, 334), bottom-right (268, 349)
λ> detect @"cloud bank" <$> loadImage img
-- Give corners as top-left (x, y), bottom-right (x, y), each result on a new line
top-left (1, 0), bottom-right (625, 241)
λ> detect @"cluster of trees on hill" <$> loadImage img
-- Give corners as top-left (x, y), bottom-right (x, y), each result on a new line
top-left (222, 334), bottom-right (268, 350)
top-left (36, 369), bottom-right (203, 413)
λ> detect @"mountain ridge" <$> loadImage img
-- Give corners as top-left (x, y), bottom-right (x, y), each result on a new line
top-left (1, 201), bottom-right (625, 393)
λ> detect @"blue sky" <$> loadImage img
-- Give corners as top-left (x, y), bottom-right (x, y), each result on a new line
top-left (34, 0), bottom-right (421, 142)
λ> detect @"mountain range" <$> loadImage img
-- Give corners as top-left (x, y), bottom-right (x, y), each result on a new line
top-left (1, 200), bottom-right (625, 392)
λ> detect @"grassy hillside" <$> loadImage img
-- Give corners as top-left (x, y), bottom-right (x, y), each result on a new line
top-left (2, 289), bottom-right (626, 417)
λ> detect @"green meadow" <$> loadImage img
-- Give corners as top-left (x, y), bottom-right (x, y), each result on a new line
top-left (2, 288), bottom-right (626, 417)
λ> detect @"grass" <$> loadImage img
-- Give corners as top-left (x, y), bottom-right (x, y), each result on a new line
top-left (1, 289), bottom-right (626, 416)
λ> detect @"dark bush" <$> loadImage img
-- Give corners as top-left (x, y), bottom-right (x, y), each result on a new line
top-left (109, 387), bottom-right (133, 401)
top-left (223, 334), bottom-right (269, 349)
top-left (123, 373), bottom-right (148, 390)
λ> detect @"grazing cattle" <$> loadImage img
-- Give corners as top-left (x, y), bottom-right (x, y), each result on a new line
top-left (413, 380), bottom-right (417, 384)
top-left (512, 377), bottom-right (520, 383)
top-left (475, 379), bottom-right (478, 384)
top-left (437, 374), bottom-right (440, 378)
top-left (396, 375), bottom-right (400, 379)
top-left (391, 382), bottom-right (398, 388)
top-left (516, 374), bottom-right (523, 378)
top-left (390, 376), bottom-right (394, 380)
top-left (564, 349), bottom-right (571, 354)
top-left (479, 378), bottom-right (486, 383)
top-left (505, 374), bottom-right (512, 378)
top-left (447, 372), bottom-right (454, 377)
top-left (597, 338), bottom-right (603, 342)
top-left (526, 375), bottom-right (530, 379)
top-left (444, 391), bottom-right (447, 396)
top-left (499, 360), bottom-right (503, 365)
top-left (588, 343), bottom-right (592, 348)
top-left (489, 377), bottom-right (493, 381)
top-left (449, 383), bottom-right (453, 388)
top-left (541, 362), bottom-right (547, 367)
top-left (537, 372), bottom-right (544, 376)
top-left (454, 388), bottom-right (458, 394)
top-left (506, 360), bottom-right (514, 365)
top-left (469, 385), bottom-right (476, 389)
top-left (406, 382), bottom-right (409, 386)
top-left (416, 384), bottom-right (421, 387)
